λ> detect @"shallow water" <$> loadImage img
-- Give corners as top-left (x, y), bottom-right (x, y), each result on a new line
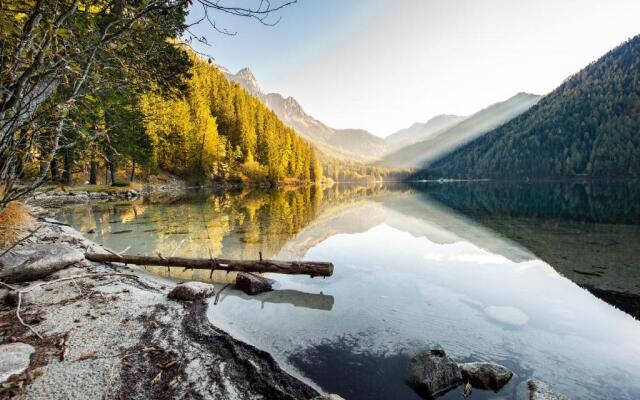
top-left (56, 182), bottom-right (640, 399)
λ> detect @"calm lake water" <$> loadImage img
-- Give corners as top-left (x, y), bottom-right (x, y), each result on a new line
top-left (55, 182), bottom-right (640, 400)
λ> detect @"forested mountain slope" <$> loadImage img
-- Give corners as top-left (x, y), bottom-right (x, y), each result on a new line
top-left (423, 35), bottom-right (640, 179)
top-left (380, 93), bottom-right (541, 168)
top-left (139, 54), bottom-right (321, 184)
top-left (227, 68), bottom-right (386, 160)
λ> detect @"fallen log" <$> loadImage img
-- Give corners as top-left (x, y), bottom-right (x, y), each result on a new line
top-left (84, 253), bottom-right (334, 277)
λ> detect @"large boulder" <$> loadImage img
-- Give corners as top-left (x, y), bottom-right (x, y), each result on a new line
top-left (168, 281), bottom-right (215, 301)
top-left (459, 362), bottom-right (513, 391)
top-left (235, 272), bottom-right (274, 295)
top-left (0, 343), bottom-right (35, 383)
top-left (5, 285), bottom-right (44, 306)
top-left (0, 244), bottom-right (84, 283)
top-left (528, 380), bottom-right (571, 400)
top-left (48, 266), bottom-right (86, 280)
top-left (407, 349), bottom-right (463, 398)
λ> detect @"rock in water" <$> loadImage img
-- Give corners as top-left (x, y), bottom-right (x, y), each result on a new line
top-left (312, 395), bottom-right (345, 400)
top-left (168, 282), bottom-right (215, 301)
top-left (528, 380), bottom-right (571, 400)
top-left (0, 343), bottom-right (35, 383)
top-left (459, 362), bottom-right (513, 391)
top-left (0, 244), bottom-right (84, 283)
top-left (407, 349), bottom-right (463, 398)
top-left (235, 272), bottom-right (274, 295)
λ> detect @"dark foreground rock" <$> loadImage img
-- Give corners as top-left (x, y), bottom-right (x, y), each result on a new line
top-left (118, 300), bottom-right (318, 400)
top-left (459, 362), bottom-right (513, 391)
top-left (167, 281), bottom-right (215, 301)
top-left (0, 343), bottom-right (35, 383)
top-left (407, 349), bottom-right (463, 398)
top-left (0, 244), bottom-right (84, 283)
top-left (528, 380), bottom-right (571, 400)
top-left (235, 272), bottom-right (275, 295)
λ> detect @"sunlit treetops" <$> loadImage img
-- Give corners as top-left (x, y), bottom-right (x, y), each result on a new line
top-left (140, 53), bottom-right (322, 184)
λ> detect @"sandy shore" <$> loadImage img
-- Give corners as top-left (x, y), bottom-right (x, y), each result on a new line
top-left (0, 212), bottom-right (321, 399)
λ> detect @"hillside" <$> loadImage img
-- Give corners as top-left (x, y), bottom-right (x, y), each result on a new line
top-left (380, 92), bottom-right (541, 168)
top-left (329, 129), bottom-right (387, 157)
top-left (423, 35), bottom-right (640, 179)
top-left (140, 54), bottom-right (322, 184)
top-left (226, 68), bottom-right (386, 160)
top-left (385, 114), bottom-right (466, 152)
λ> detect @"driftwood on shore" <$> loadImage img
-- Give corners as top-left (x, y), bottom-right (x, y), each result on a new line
top-left (84, 253), bottom-right (334, 277)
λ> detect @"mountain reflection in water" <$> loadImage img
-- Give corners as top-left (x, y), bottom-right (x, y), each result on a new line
top-left (55, 182), bottom-right (640, 400)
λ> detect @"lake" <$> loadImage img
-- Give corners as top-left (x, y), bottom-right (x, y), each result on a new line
top-left (55, 182), bottom-right (640, 400)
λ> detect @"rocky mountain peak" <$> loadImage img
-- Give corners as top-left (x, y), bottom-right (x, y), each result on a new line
top-left (228, 68), bottom-right (263, 97)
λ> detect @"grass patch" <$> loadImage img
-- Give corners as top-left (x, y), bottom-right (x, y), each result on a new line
top-left (0, 202), bottom-right (34, 247)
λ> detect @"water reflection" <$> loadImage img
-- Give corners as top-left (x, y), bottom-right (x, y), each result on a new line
top-left (215, 289), bottom-right (335, 311)
top-left (414, 181), bottom-right (640, 320)
top-left (55, 182), bottom-right (640, 400)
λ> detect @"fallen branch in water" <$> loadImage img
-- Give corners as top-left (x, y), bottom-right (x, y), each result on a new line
top-left (85, 253), bottom-right (334, 277)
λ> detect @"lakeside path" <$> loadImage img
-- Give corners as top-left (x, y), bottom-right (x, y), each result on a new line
top-left (0, 209), bottom-right (323, 400)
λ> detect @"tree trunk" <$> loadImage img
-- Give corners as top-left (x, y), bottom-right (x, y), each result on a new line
top-left (108, 155), bottom-right (116, 185)
top-left (62, 150), bottom-right (73, 185)
top-left (84, 253), bottom-right (334, 277)
top-left (130, 159), bottom-right (136, 182)
top-left (50, 157), bottom-right (60, 181)
top-left (89, 160), bottom-right (98, 185)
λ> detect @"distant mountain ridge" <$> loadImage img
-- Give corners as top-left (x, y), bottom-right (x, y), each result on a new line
top-left (380, 92), bottom-right (541, 168)
top-left (385, 114), bottom-right (467, 152)
top-left (423, 34), bottom-right (640, 179)
top-left (226, 68), bottom-right (385, 160)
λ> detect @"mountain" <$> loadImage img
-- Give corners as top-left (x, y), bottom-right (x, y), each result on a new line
top-left (226, 68), bottom-right (386, 160)
top-left (380, 92), bottom-right (541, 168)
top-left (263, 93), bottom-right (334, 143)
top-left (329, 129), bottom-right (387, 157)
top-left (423, 35), bottom-right (640, 179)
top-left (231, 67), bottom-right (263, 97)
top-left (385, 114), bottom-right (466, 152)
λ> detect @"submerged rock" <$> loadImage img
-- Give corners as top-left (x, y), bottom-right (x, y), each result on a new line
top-left (235, 272), bottom-right (274, 295)
top-left (528, 380), bottom-right (571, 400)
top-left (484, 305), bottom-right (529, 327)
top-left (459, 362), bottom-right (513, 391)
top-left (0, 244), bottom-right (84, 283)
top-left (168, 281), bottom-right (215, 301)
top-left (407, 349), bottom-right (463, 398)
top-left (0, 343), bottom-right (35, 383)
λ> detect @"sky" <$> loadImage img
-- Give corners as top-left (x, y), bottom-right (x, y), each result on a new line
top-left (187, 0), bottom-right (640, 137)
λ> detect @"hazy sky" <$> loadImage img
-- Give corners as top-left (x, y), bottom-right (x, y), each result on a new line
top-left (187, 0), bottom-right (640, 137)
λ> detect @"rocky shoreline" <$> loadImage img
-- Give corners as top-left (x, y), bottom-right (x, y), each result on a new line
top-left (0, 210), bottom-right (329, 399)
top-left (25, 184), bottom-right (187, 209)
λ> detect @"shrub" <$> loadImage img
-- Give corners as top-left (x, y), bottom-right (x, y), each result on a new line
top-left (0, 202), bottom-right (34, 247)
top-left (111, 180), bottom-right (131, 187)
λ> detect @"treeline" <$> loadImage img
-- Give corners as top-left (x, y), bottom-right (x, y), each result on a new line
top-left (422, 34), bottom-right (640, 179)
top-left (0, 0), bottom-right (321, 203)
top-left (46, 54), bottom-right (322, 186)
top-left (140, 54), bottom-right (322, 184)
top-left (323, 158), bottom-right (410, 183)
